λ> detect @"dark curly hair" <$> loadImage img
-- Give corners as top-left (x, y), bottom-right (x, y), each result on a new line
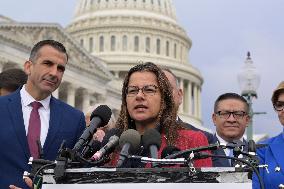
top-left (115, 62), bottom-right (183, 145)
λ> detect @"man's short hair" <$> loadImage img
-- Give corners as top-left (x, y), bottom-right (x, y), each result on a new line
top-left (214, 92), bottom-right (249, 113)
top-left (0, 68), bottom-right (27, 92)
top-left (29, 39), bottom-right (68, 62)
top-left (160, 67), bottom-right (179, 87)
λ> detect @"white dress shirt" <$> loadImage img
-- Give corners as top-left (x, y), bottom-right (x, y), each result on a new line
top-left (20, 85), bottom-right (51, 146)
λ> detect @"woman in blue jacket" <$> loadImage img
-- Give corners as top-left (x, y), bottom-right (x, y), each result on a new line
top-left (253, 81), bottom-right (284, 188)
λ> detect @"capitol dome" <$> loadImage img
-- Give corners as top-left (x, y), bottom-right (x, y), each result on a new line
top-left (67, 0), bottom-right (205, 128)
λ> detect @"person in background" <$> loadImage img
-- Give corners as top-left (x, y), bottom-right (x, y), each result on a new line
top-left (0, 68), bottom-right (27, 96)
top-left (0, 40), bottom-right (85, 189)
top-left (111, 62), bottom-right (212, 168)
top-left (211, 92), bottom-right (250, 167)
top-left (253, 81), bottom-right (284, 188)
top-left (84, 104), bottom-right (116, 156)
top-left (162, 67), bottom-right (214, 144)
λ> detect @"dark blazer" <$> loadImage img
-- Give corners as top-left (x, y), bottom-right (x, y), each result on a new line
top-left (180, 119), bottom-right (215, 144)
top-left (0, 89), bottom-right (85, 188)
top-left (252, 133), bottom-right (284, 189)
top-left (211, 135), bottom-right (248, 167)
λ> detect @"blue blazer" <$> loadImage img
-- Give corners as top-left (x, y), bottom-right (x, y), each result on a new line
top-left (0, 89), bottom-right (85, 188)
top-left (252, 133), bottom-right (284, 189)
top-left (211, 135), bottom-right (231, 167)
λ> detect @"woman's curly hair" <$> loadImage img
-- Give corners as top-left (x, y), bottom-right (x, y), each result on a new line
top-left (115, 62), bottom-right (183, 145)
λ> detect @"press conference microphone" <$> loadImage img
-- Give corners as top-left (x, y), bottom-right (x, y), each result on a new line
top-left (117, 129), bottom-right (141, 167)
top-left (142, 128), bottom-right (161, 167)
top-left (73, 105), bottom-right (112, 152)
top-left (91, 128), bottom-right (122, 160)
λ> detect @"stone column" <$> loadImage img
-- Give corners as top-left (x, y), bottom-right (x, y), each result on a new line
top-left (67, 84), bottom-right (76, 107)
top-left (179, 78), bottom-right (184, 114)
top-left (0, 62), bottom-right (4, 72)
top-left (114, 71), bottom-right (119, 79)
top-left (187, 81), bottom-right (193, 116)
top-left (197, 86), bottom-right (202, 119)
top-left (193, 84), bottom-right (198, 117)
top-left (82, 89), bottom-right (90, 113)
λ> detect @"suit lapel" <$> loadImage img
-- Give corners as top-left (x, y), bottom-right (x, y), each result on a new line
top-left (43, 97), bottom-right (62, 155)
top-left (212, 135), bottom-right (231, 167)
top-left (8, 91), bottom-right (30, 159)
top-left (269, 134), bottom-right (284, 175)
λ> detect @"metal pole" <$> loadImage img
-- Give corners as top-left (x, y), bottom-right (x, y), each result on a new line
top-left (246, 94), bottom-right (253, 140)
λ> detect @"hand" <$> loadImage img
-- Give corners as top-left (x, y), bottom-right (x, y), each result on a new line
top-left (9, 177), bottom-right (33, 189)
top-left (93, 129), bottom-right (105, 142)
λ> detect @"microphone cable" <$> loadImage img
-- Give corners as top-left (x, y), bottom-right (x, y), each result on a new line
top-left (194, 152), bottom-right (264, 189)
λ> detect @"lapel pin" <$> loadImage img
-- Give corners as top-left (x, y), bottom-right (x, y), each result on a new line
top-left (275, 166), bottom-right (281, 172)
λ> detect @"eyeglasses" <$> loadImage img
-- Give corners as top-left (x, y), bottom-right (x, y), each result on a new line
top-left (126, 85), bottom-right (159, 97)
top-left (215, 111), bottom-right (247, 120)
top-left (274, 101), bottom-right (284, 111)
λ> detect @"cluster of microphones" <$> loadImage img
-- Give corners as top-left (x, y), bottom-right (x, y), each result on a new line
top-left (26, 105), bottom-right (265, 187)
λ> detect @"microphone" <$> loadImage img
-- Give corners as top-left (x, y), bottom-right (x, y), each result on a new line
top-left (91, 128), bottom-right (122, 160)
top-left (117, 129), bottom-right (141, 167)
top-left (73, 105), bottom-right (112, 152)
top-left (161, 146), bottom-right (181, 159)
top-left (141, 128), bottom-right (161, 167)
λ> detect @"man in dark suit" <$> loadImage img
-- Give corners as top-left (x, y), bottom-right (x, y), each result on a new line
top-left (0, 40), bottom-right (85, 188)
top-left (211, 93), bottom-right (250, 167)
top-left (162, 68), bottom-right (214, 144)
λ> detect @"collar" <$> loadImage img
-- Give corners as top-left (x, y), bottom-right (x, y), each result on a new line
top-left (216, 132), bottom-right (244, 144)
top-left (20, 85), bottom-right (51, 109)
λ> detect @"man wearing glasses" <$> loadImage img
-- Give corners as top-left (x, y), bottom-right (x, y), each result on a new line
top-left (211, 92), bottom-right (250, 167)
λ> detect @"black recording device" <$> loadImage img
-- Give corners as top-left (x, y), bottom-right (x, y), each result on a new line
top-left (117, 129), bottom-right (141, 167)
top-left (141, 128), bottom-right (161, 167)
top-left (73, 105), bottom-right (112, 152)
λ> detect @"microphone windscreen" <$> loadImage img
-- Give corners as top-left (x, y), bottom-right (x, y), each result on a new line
top-left (142, 128), bottom-right (161, 149)
top-left (161, 146), bottom-right (181, 159)
top-left (119, 129), bottom-right (141, 154)
top-left (248, 139), bottom-right (256, 152)
top-left (102, 128), bottom-right (122, 146)
top-left (90, 105), bottom-right (112, 126)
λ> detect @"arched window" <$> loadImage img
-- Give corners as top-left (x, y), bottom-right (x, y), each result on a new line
top-left (89, 37), bottom-right (93, 52)
top-left (156, 39), bottom-right (160, 54)
top-left (99, 36), bottom-right (104, 52)
top-left (145, 37), bottom-right (150, 53)
top-left (134, 36), bottom-right (139, 52)
top-left (122, 35), bottom-right (128, 51)
top-left (166, 41), bottom-right (169, 56)
top-left (111, 35), bottom-right (116, 51)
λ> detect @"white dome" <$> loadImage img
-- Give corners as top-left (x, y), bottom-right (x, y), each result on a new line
top-left (73, 0), bottom-right (177, 23)
top-left (66, 0), bottom-right (204, 126)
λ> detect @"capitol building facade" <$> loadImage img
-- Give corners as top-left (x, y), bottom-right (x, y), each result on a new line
top-left (0, 0), bottom-right (205, 129)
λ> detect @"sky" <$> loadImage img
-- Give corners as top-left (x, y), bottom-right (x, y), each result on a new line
top-left (0, 0), bottom-right (283, 137)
